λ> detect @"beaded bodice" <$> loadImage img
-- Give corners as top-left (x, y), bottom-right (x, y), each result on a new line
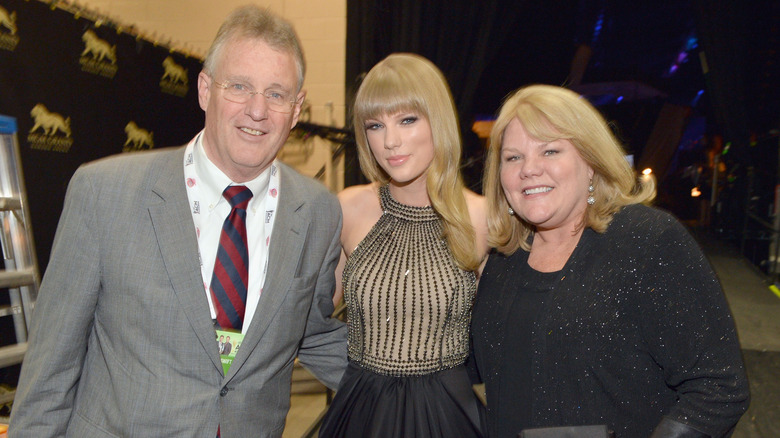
top-left (343, 185), bottom-right (477, 376)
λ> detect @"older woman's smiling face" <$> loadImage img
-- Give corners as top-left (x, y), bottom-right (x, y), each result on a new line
top-left (500, 118), bottom-right (594, 233)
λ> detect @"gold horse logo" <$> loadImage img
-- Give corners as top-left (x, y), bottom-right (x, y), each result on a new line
top-left (30, 104), bottom-right (71, 137)
top-left (0, 6), bottom-right (16, 35)
top-left (82, 30), bottom-right (116, 63)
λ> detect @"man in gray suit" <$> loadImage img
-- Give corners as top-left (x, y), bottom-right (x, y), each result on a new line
top-left (10, 6), bottom-right (346, 437)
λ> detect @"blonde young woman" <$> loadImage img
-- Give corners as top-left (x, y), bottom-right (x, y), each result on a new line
top-left (319, 53), bottom-right (488, 437)
top-left (471, 84), bottom-right (749, 438)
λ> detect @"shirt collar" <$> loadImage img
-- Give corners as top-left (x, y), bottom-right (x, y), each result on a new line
top-left (193, 133), bottom-right (271, 209)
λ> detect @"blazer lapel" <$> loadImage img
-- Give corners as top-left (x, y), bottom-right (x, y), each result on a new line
top-left (223, 166), bottom-right (308, 379)
top-left (148, 148), bottom-right (223, 373)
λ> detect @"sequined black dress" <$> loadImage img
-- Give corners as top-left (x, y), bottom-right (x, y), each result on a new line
top-left (319, 185), bottom-right (484, 438)
top-left (471, 204), bottom-right (750, 438)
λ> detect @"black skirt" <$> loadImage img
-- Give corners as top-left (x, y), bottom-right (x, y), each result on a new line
top-left (319, 362), bottom-right (485, 438)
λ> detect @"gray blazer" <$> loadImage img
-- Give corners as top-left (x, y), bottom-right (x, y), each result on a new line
top-left (9, 146), bottom-right (347, 437)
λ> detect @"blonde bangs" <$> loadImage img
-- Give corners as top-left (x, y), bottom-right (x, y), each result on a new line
top-left (353, 65), bottom-right (428, 183)
top-left (353, 71), bottom-right (428, 124)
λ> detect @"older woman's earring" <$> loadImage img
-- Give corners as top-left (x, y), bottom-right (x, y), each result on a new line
top-left (587, 180), bottom-right (595, 205)
top-left (508, 207), bottom-right (515, 216)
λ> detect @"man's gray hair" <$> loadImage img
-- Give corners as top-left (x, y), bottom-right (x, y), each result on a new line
top-left (202, 5), bottom-right (305, 91)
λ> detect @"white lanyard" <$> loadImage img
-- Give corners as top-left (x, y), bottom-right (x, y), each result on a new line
top-left (183, 136), bottom-right (280, 334)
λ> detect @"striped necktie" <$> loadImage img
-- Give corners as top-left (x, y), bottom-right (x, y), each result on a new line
top-left (210, 185), bottom-right (253, 330)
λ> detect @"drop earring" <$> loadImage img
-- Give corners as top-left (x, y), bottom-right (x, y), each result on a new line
top-left (508, 207), bottom-right (515, 216)
top-left (587, 179), bottom-right (595, 205)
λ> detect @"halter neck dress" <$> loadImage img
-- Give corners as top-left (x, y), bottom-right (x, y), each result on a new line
top-left (319, 185), bottom-right (484, 437)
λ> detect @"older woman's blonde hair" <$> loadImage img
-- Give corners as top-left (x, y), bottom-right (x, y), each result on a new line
top-left (483, 84), bottom-right (655, 254)
top-left (353, 53), bottom-right (480, 271)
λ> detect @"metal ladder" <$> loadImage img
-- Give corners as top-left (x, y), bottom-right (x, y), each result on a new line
top-left (0, 115), bottom-right (41, 406)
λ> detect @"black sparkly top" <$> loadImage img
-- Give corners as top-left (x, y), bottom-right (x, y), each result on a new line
top-left (343, 185), bottom-right (476, 376)
top-left (471, 204), bottom-right (750, 438)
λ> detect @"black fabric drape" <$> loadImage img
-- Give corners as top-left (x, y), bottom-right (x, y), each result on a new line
top-left (695, 0), bottom-right (750, 160)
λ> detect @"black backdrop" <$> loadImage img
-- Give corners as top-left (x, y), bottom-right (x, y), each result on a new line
top-left (0, 0), bottom-right (204, 272)
top-left (346, 0), bottom-right (526, 191)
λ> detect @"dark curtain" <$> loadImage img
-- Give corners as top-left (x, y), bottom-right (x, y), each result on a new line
top-left (345, 0), bottom-right (527, 191)
top-left (695, 0), bottom-right (750, 160)
top-left (695, 0), bottom-right (778, 239)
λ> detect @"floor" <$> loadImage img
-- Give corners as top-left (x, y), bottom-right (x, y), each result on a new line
top-left (283, 392), bottom-right (328, 438)
top-left (283, 228), bottom-right (780, 437)
top-left (284, 365), bottom-right (329, 437)
top-left (695, 229), bottom-right (780, 437)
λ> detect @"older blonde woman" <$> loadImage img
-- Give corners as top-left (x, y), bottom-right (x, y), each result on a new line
top-left (470, 84), bottom-right (749, 438)
top-left (319, 53), bottom-right (488, 437)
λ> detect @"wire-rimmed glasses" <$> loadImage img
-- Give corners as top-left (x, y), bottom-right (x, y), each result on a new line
top-left (213, 80), bottom-right (297, 113)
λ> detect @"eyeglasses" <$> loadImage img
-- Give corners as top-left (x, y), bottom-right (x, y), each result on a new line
top-left (213, 80), bottom-right (297, 113)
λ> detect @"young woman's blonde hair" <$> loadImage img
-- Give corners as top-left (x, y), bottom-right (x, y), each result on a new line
top-left (483, 84), bottom-right (656, 254)
top-left (353, 53), bottom-right (480, 271)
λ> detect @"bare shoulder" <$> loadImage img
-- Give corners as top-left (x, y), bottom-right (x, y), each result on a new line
top-left (338, 183), bottom-right (378, 209)
top-left (463, 189), bottom-right (488, 229)
top-left (463, 189), bottom-right (486, 210)
top-left (463, 189), bottom-right (490, 261)
top-left (337, 183), bottom-right (383, 255)
top-left (337, 183), bottom-right (382, 222)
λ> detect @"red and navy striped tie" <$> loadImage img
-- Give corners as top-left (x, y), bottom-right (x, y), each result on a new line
top-left (210, 185), bottom-right (253, 330)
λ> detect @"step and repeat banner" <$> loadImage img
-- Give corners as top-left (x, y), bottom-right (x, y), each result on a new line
top-left (0, 0), bottom-right (205, 270)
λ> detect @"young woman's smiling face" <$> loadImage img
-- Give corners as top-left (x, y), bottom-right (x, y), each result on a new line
top-left (364, 111), bottom-right (435, 189)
